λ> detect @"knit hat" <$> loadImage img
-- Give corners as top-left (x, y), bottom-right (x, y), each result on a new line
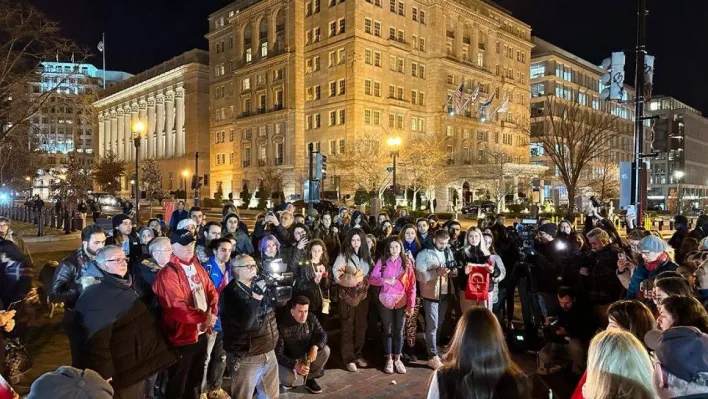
top-left (645, 326), bottom-right (708, 384)
top-left (307, 208), bottom-right (319, 218)
top-left (538, 223), bottom-right (557, 238)
top-left (111, 213), bottom-right (131, 228)
top-left (169, 229), bottom-right (195, 245)
top-left (639, 235), bottom-right (668, 253)
top-left (176, 218), bottom-right (197, 231)
top-left (28, 367), bottom-right (114, 399)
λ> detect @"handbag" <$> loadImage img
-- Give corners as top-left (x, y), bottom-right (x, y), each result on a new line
top-left (465, 264), bottom-right (490, 301)
top-left (5, 338), bottom-right (31, 384)
top-left (338, 277), bottom-right (369, 307)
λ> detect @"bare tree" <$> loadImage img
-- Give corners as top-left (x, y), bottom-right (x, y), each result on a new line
top-left (401, 135), bottom-right (453, 210)
top-left (580, 155), bottom-right (620, 201)
top-left (140, 158), bottom-right (166, 217)
top-left (470, 146), bottom-right (519, 211)
top-left (329, 133), bottom-right (392, 199)
top-left (258, 165), bottom-right (284, 205)
top-left (51, 154), bottom-right (92, 210)
top-left (530, 97), bottom-right (621, 207)
top-left (0, 1), bottom-right (87, 146)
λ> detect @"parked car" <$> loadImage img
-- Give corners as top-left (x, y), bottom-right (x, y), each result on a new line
top-left (291, 199), bottom-right (341, 216)
top-left (461, 201), bottom-right (496, 215)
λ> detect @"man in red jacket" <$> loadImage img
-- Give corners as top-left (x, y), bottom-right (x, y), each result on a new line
top-left (152, 229), bottom-right (218, 399)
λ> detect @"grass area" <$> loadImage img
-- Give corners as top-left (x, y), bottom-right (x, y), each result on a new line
top-left (9, 220), bottom-right (64, 238)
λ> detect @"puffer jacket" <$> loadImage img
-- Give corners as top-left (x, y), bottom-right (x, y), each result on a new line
top-left (152, 254), bottom-right (218, 347)
top-left (74, 264), bottom-right (178, 389)
top-left (221, 279), bottom-right (278, 358)
top-left (50, 247), bottom-right (92, 309)
top-left (619, 257), bottom-right (679, 299)
top-left (369, 256), bottom-right (416, 310)
top-left (415, 247), bottom-right (456, 300)
top-left (133, 257), bottom-right (163, 308)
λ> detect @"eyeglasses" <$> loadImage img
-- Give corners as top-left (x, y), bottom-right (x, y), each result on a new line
top-left (238, 264), bottom-right (257, 269)
top-left (106, 258), bottom-right (128, 264)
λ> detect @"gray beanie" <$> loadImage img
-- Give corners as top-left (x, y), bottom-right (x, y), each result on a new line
top-left (639, 235), bottom-right (668, 253)
top-left (28, 366), bottom-right (114, 399)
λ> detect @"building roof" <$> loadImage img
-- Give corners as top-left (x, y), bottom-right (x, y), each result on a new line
top-left (648, 96), bottom-right (702, 116)
top-left (97, 49), bottom-right (208, 100)
top-left (531, 37), bottom-right (606, 76)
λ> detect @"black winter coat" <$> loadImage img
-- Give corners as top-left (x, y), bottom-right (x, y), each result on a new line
top-left (221, 280), bottom-right (279, 358)
top-left (73, 267), bottom-right (178, 389)
top-left (133, 258), bottom-right (163, 311)
top-left (50, 247), bottom-right (92, 309)
top-left (581, 244), bottom-right (623, 304)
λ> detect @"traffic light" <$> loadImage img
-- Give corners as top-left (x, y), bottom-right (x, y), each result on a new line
top-left (315, 153), bottom-right (327, 180)
top-left (600, 52), bottom-right (626, 101)
top-left (191, 175), bottom-right (203, 190)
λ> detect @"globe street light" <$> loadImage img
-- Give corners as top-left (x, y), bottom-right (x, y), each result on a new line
top-left (387, 136), bottom-right (402, 197)
top-left (675, 170), bottom-right (685, 215)
top-left (132, 120), bottom-right (146, 222)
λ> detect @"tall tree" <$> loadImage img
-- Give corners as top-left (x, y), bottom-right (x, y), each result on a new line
top-left (93, 151), bottom-right (126, 194)
top-left (329, 134), bottom-right (392, 200)
top-left (401, 135), bottom-right (453, 210)
top-left (51, 155), bottom-right (92, 210)
top-left (140, 158), bottom-right (165, 217)
top-left (470, 146), bottom-right (519, 211)
top-left (580, 155), bottom-right (621, 201)
top-left (530, 97), bottom-right (620, 207)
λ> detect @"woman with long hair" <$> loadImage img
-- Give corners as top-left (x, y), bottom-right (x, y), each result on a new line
top-left (571, 300), bottom-right (656, 399)
top-left (293, 239), bottom-right (331, 320)
top-left (652, 277), bottom-right (693, 308)
top-left (426, 307), bottom-right (530, 399)
top-left (582, 329), bottom-right (657, 399)
top-left (315, 213), bottom-right (341, 262)
top-left (456, 227), bottom-right (490, 312)
top-left (657, 295), bottom-right (708, 333)
top-left (333, 228), bottom-right (374, 372)
top-left (369, 237), bottom-right (416, 374)
top-left (400, 223), bottom-right (423, 362)
top-left (482, 233), bottom-right (506, 313)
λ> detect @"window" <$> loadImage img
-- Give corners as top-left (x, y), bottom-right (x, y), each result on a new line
top-left (230, 129), bottom-right (235, 141)
top-left (389, 55), bottom-right (396, 71)
top-left (398, 0), bottom-right (404, 15)
top-left (338, 109), bottom-right (345, 124)
top-left (411, 118), bottom-right (418, 131)
top-left (477, 52), bottom-right (484, 67)
top-left (419, 92), bottom-right (425, 105)
top-left (329, 110), bottom-right (337, 126)
top-left (419, 64), bottom-right (425, 78)
top-left (242, 78), bottom-right (251, 90)
top-left (364, 109), bottom-right (372, 124)
top-left (306, 1), bottom-right (313, 16)
top-left (374, 51), bottom-right (381, 66)
top-left (389, 0), bottom-right (396, 12)
top-left (339, 139), bottom-right (345, 154)
top-left (374, 21), bottom-right (381, 37)
top-left (365, 18), bottom-right (372, 34)
top-left (411, 90), bottom-right (417, 105)
top-left (274, 143), bottom-right (284, 165)
top-left (338, 79), bottom-right (346, 95)
top-left (313, 56), bottom-right (320, 71)
top-left (230, 152), bottom-right (234, 164)
top-left (373, 81), bottom-right (381, 97)
top-left (256, 73), bottom-right (266, 86)
top-left (397, 29), bottom-right (404, 42)
top-left (412, 34), bottom-right (418, 49)
top-left (365, 79), bottom-right (372, 95)
top-left (314, 113), bottom-right (321, 128)
top-left (419, 10), bottom-right (425, 24)
top-left (397, 58), bottom-right (404, 73)
top-left (338, 18), bottom-right (346, 34)
top-left (388, 113), bottom-right (395, 128)
top-left (530, 62), bottom-right (545, 78)
top-left (446, 126), bottom-right (453, 136)
top-left (329, 51), bottom-right (336, 67)
top-left (389, 27), bottom-right (396, 40)
top-left (261, 42), bottom-right (268, 57)
top-left (373, 110), bottom-right (381, 125)
top-left (329, 81), bottom-right (336, 96)
top-left (396, 114), bottom-right (403, 129)
top-left (419, 37), bottom-right (425, 52)
top-left (397, 86), bottom-right (404, 100)
top-left (412, 7), bottom-right (417, 21)
top-left (388, 85), bottom-right (395, 98)
top-left (273, 68), bottom-right (283, 80)
top-left (329, 21), bottom-right (337, 37)
top-left (245, 48), bottom-right (252, 62)
top-left (411, 63), bottom-right (417, 77)
top-left (365, 49), bottom-right (372, 64)
top-left (329, 140), bottom-right (337, 155)
top-left (313, 27), bottom-right (320, 42)
top-left (338, 48), bottom-right (346, 64)
top-left (314, 0), bottom-right (321, 11)
top-left (243, 148), bottom-right (251, 167)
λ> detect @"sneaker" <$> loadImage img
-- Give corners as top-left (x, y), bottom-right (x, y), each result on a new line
top-left (345, 362), bottom-right (358, 372)
top-left (355, 358), bottom-right (368, 368)
top-left (427, 355), bottom-right (443, 370)
top-left (394, 357), bottom-right (407, 374)
top-left (207, 388), bottom-right (231, 399)
top-left (384, 358), bottom-right (394, 374)
top-left (305, 379), bottom-right (323, 394)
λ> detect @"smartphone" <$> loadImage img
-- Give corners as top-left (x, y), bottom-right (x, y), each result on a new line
top-left (6, 300), bottom-right (20, 311)
top-left (618, 253), bottom-right (627, 261)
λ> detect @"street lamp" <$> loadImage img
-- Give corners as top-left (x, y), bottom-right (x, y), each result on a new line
top-left (675, 170), bottom-right (685, 215)
top-left (387, 136), bottom-right (402, 197)
top-left (132, 120), bottom-right (146, 222)
top-left (182, 169), bottom-right (189, 202)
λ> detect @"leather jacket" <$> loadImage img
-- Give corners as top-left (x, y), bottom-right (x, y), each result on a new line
top-left (50, 247), bottom-right (93, 309)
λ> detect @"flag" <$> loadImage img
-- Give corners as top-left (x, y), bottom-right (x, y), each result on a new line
top-left (492, 94), bottom-right (510, 115)
top-left (97, 41), bottom-right (104, 52)
top-left (460, 83), bottom-right (480, 111)
top-left (479, 95), bottom-right (494, 120)
top-left (452, 83), bottom-right (464, 113)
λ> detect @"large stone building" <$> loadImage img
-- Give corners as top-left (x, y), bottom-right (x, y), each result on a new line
top-left (529, 37), bottom-right (649, 205)
top-left (31, 61), bottom-right (131, 199)
top-left (646, 96), bottom-right (708, 212)
top-left (93, 50), bottom-right (211, 198)
top-left (206, 0), bottom-right (539, 210)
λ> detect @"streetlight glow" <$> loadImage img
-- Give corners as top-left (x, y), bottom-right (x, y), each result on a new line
top-left (182, 169), bottom-right (189, 178)
top-left (132, 120), bottom-right (146, 137)
top-left (387, 136), bottom-right (402, 147)
top-left (674, 170), bottom-right (685, 179)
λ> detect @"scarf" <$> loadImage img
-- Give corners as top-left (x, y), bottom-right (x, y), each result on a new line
top-left (646, 252), bottom-right (669, 272)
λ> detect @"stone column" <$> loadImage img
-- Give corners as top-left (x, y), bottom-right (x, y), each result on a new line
top-left (139, 98), bottom-right (148, 160)
top-left (471, 26), bottom-right (479, 64)
top-left (98, 113), bottom-right (105, 157)
top-left (156, 93), bottom-right (165, 158)
top-left (110, 109), bottom-right (118, 155)
top-left (454, 20), bottom-right (462, 58)
top-left (131, 103), bottom-right (139, 161)
top-left (123, 105), bottom-right (132, 161)
top-left (147, 96), bottom-right (155, 159)
top-left (103, 115), bottom-right (111, 155)
top-left (116, 108), bottom-right (125, 160)
top-left (268, 12), bottom-right (276, 51)
top-left (165, 90), bottom-right (175, 158)
top-left (175, 86), bottom-right (185, 157)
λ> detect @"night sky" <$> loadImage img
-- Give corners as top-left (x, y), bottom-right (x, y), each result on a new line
top-left (25, 0), bottom-right (708, 113)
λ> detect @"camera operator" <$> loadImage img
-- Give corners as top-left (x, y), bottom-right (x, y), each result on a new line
top-left (525, 223), bottom-right (565, 318)
top-left (537, 286), bottom-right (595, 376)
top-left (581, 228), bottom-right (624, 326)
top-left (222, 254), bottom-right (280, 399)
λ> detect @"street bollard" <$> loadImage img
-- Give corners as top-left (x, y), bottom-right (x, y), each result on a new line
top-left (70, 210), bottom-right (76, 232)
top-left (659, 220), bottom-right (664, 231)
top-left (37, 211), bottom-right (44, 237)
top-left (63, 209), bottom-right (71, 234)
top-left (50, 209), bottom-right (56, 229)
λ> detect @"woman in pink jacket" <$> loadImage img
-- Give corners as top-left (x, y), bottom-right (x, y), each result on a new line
top-left (369, 236), bottom-right (416, 375)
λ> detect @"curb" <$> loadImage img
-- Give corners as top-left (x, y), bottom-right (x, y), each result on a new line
top-left (24, 233), bottom-right (81, 243)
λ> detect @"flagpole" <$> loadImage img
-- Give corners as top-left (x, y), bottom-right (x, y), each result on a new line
top-left (102, 32), bottom-right (106, 89)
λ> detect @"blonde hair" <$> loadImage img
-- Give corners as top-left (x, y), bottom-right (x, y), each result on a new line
top-left (587, 227), bottom-right (610, 246)
top-left (584, 330), bottom-right (657, 399)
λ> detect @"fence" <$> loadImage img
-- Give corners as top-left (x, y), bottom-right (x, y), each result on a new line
top-left (0, 205), bottom-right (86, 237)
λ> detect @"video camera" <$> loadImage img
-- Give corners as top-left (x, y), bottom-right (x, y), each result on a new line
top-left (514, 218), bottom-right (539, 259)
top-left (589, 195), bottom-right (608, 209)
top-left (252, 258), bottom-right (294, 304)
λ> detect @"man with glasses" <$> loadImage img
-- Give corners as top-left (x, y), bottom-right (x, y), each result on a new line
top-left (51, 224), bottom-right (106, 365)
top-left (152, 229), bottom-right (218, 399)
top-left (106, 213), bottom-right (140, 273)
top-left (74, 245), bottom-right (177, 398)
top-left (222, 254), bottom-right (280, 399)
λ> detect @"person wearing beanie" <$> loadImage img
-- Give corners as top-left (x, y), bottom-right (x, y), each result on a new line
top-left (580, 228), bottom-right (625, 321)
top-left (28, 367), bottom-right (114, 399)
top-left (524, 223), bottom-right (564, 319)
top-left (106, 213), bottom-right (140, 274)
top-left (645, 326), bottom-right (708, 399)
top-left (618, 234), bottom-right (679, 300)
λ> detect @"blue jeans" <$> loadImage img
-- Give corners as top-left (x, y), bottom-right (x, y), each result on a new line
top-left (423, 298), bottom-right (449, 357)
top-left (378, 303), bottom-right (406, 356)
top-left (229, 350), bottom-right (279, 399)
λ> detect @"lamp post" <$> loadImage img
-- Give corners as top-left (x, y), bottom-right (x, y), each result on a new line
top-left (132, 120), bottom-right (146, 222)
top-left (387, 136), bottom-right (402, 198)
top-left (675, 170), bottom-right (685, 215)
top-left (182, 169), bottom-right (189, 203)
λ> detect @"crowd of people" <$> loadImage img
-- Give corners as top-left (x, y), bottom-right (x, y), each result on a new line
top-left (2, 203), bottom-right (708, 398)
